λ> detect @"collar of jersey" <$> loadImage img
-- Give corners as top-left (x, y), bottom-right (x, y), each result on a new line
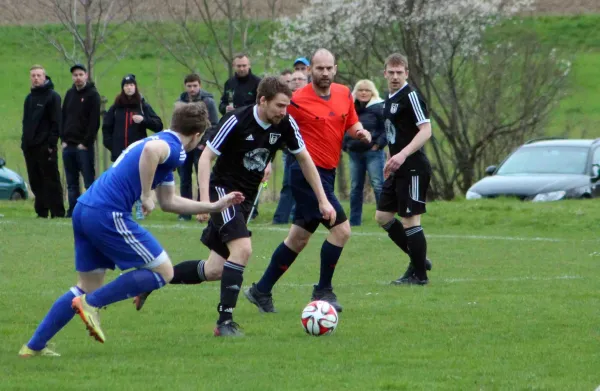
top-left (253, 105), bottom-right (271, 130)
top-left (388, 82), bottom-right (408, 99)
top-left (163, 129), bottom-right (183, 142)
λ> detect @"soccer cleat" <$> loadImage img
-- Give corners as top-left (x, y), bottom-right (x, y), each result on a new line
top-left (18, 344), bottom-right (60, 357)
top-left (133, 291), bottom-right (152, 311)
top-left (391, 275), bottom-right (429, 286)
top-left (72, 295), bottom-right (106, 343)
top-left (311, 285), bottom-right (343, 313)
top-left (400, 257), bottom-right (433, 279)
top-left (214, 320), bottom-right (244, 337)
top-left (244, 283), bottom-right (277, 313)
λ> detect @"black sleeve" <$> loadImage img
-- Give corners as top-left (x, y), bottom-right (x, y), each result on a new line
top-left (141, 102), bottom-right (163, 133)
top-left (283, 115), bottom-right (305, 154)
top-left (60, 90), bottom-right (69, 142)
top-left (84, 91), bottom-right (101, 147)
top-left (102, 105), bottom-right (115, 151)
top-left (48, 92), bottom-right (61, 149)
top-left (22, 96), bottom-right (28, 133)
top-left (219, 80), bottom-right (230, 116)
top-left (407, 90), bottom-right (430, 126)
top-left (206, 112), bottom-right (237, 155)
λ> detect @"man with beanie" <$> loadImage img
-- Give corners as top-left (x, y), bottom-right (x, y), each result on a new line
top-left (21, 65), bottom-right (65, 219)
top-left (61, 64), bottom-right (101, 217)
top-left (219, 53), bottom-right (261, 116)
top-left (176, 73), bottom-right (219, 221)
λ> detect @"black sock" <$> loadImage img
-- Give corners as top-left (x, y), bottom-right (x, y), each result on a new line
top-left (382, 218), bottom-right (410, 255)
top-left (317, 240), bottom-right (343, 290)
top-left (218, 261), bottom-right (245, 324)
top-left (405, 226), bottom-right (427, 280)
top-left (256, 242), bottom-right (298, 293)
top-left (170, 260), bottom-right (206, 284)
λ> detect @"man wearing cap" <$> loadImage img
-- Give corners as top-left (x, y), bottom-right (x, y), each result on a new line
top-left (61, 64), bottom-right (101, 217)
top-left (293, 57), bottom-right (310, 78)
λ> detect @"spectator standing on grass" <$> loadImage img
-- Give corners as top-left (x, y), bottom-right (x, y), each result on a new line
top-left (177, 73), bottom-right (219, 221)
top-left (343, 79), bottom-right (387, 226)
top-left (21, 65), bottom-right (65, 219)
top-left (61, 64), bottom-right (101, 217)
top-left (219, 53), bottom-right (261, 116)
top-left (102, 74), bottom-right (163, 220)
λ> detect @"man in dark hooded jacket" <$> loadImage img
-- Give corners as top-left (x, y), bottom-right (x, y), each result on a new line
top-left (21, 65), bottom-right (65, 218)
top-left (177, 73), bottom-right (220, 220)
top-left (61, 63), bottom-right (101, 217)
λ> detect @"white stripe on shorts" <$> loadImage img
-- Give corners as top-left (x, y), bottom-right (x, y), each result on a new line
top-left (112, 212), bottom-right (154, 263)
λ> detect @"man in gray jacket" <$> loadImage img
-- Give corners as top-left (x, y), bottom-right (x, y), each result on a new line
top-left (177, 73), bottom-right (219, 220)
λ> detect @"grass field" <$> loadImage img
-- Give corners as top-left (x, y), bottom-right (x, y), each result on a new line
top-left (1, 199), bottom-right (599, 390)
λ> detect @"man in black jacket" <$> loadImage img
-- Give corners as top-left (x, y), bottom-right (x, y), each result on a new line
top-left (21, 65), bottom-right (65, 218)
top-left (61, 64), bottom-right (101, 217)
top-left (219, 54), bottom-right (261, 116)
top-left (177, 73), bottom-right (220, 221)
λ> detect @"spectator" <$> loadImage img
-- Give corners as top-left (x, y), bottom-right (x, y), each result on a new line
top-left (280, 69), bottom-right (293, 89)
top-left (102, 74), bottom-right (163, 219)
top-left (293, 57), bottom-right (310, 76)
top-left (178, 73), bottom-right (219, 221)
top-left (61, 64), bottom-right (101, 217)
top-left (21, 65), bottom-right (65, 219)
top-left (343, 79), bottom-right (387, 226)
top-left (219, 53), bottom-right (261, 115)
top-left (291, 71), bottom-right (308, 92)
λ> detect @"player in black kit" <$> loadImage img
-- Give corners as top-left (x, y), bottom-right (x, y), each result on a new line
top-left (134, 77), bottom-right (335, 336)
top-left (375, 53), bottom-right (433, 285)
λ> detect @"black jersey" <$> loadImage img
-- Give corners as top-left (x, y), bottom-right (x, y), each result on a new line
top-left (206, 105), bottom-right (305, 199)
top-left (383, 83), bottom-right (431, 171)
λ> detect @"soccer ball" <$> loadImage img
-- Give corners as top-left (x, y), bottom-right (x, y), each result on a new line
top-left (301, 300), bottom-right (338, 336)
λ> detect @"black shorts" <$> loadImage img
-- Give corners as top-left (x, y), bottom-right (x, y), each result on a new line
top-left (378, 168), bottom-right (430, 217)
top-left (290, 162), bottom-right (347, 233)
top-left (200, 185), bottom-right (252, 259)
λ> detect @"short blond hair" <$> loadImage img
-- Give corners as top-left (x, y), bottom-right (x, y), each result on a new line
top-left (384, 53), bottom-right (409, 71)
top-left (352, 79), bottom-right (381, 101)
top-left (30, 64), bottom-right (45, 72)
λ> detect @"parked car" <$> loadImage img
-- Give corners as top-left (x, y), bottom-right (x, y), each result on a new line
top-left (466, 138), bottom-right (600, 201)
top-left (0, 158), bottom-right (29, 200)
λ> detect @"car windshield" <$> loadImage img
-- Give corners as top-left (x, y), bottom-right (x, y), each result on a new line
top-left (497, 146), bottom-right (589, 175)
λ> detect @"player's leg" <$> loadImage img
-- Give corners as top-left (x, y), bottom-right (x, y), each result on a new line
top-left (246, 223), bottom-right (314, 313)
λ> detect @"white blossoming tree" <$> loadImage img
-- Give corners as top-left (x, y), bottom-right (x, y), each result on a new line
top-left (273, 0), bottom-right (570, 199)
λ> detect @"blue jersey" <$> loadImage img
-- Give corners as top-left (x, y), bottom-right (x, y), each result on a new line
top-left (79, 130), bottom-right (186, 213)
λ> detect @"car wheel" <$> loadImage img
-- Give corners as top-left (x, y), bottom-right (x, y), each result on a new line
top-left (10, 190), bottom-right (24, 201)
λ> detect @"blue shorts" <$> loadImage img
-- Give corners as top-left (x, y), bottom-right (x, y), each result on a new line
top-left (290, 162), bottom-right (347, 233)
top-left (72, 203), bottom-right (169, 272)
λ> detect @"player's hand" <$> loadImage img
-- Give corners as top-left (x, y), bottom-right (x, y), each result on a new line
top-left (140, 195), bottom-right (155, 216)
top-left (319, 200), bottom-right (337, 226)
top-left (356, 129), bottom-right (372, 144)
top-left (384, 151), bottom-right (407, 178)
top-left (132, 115), bottom-right (144, 124)
top-left (262, 162), bottom-right (272, 183)
top-left (213, 191), bottom-right (245, 212)
top-left (196, 213), bottom-right (209, 223)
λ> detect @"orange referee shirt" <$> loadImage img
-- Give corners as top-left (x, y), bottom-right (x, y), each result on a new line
top-left (288, 83), bottom-right (359, 170)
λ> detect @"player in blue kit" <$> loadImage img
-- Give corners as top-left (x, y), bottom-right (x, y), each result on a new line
top-left (18, 102), bottom-right (244, 357)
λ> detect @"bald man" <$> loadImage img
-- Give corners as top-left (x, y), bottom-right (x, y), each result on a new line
top-left (245, 49), bottom-right (372, 313)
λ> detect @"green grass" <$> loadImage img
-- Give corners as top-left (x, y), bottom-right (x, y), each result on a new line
top-left (1, 199), bottom-right (600, 390)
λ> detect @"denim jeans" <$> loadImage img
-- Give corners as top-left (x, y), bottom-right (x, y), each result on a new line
top-left (272, 152), bottom-right (296, 224)
top-left (348, 149), bottom-right (385, 226)
top-left (177, 148), bottom-right (200, 220)
top-left (63, 145), bottom-right (95, 216)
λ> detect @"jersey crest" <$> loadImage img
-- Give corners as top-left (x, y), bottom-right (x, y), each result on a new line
top-left (269, 133), bottom-right (281, 145)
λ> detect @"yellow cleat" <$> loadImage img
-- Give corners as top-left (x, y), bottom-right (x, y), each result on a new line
top-left (72, 295), bottom-right (106, 343)
top-left (18, 344), bottom-right (60, 357)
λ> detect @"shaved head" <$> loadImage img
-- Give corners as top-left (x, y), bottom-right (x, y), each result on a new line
top-left (309, 48), bottom-right (337, 95)
top-left (311, 48), bottom-right (336, 65)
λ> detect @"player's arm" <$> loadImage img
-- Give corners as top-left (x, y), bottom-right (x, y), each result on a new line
top-left (198, 145), bottom-right (217, 203)
top-left (400, 122), bottom-right (432, 158)
top-left (139, 140), bottom-right (170, 202)
top-left (346, 122), bottom-right (372, 144)
top-left (155, 182), bottom-right (244, 215)
top-left (294, 149), bottom-right (337, 225)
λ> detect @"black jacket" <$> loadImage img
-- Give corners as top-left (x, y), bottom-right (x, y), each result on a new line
top-left (219, 70), bottom-right (261, 115)
top-left (343, 99), bottom-right (388, 153)
top-left (102, 98), bottom-right (163, 161)
top-left (178, 90), bottom-right (220, 146)
top-left (61, 82), bottom-right (101, 147)
top-left (21, 77), bottom-right (61, 151)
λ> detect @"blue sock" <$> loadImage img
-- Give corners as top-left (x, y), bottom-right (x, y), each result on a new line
top-left (317, 240), bottom-right (344, 290)
top-left (27, 286), bottom-right (84, 351)
top-left (256, 242), bottom-right (298, 293)
top-left (86, 269), bottom-right (166, 308)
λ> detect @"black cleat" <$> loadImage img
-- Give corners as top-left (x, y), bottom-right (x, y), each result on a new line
top-left (214, 320), bottom-right (244, 337)
top-left (311, 285), bottom-right (343, 313)
top-left (400, 257), bottom-right (433, 279)
top-left (134, 291), bottom-right (153, 311)
top-left (391, 275), bottom-right (429, 286)
top-left (244, 283), bottom-right (277, 313)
